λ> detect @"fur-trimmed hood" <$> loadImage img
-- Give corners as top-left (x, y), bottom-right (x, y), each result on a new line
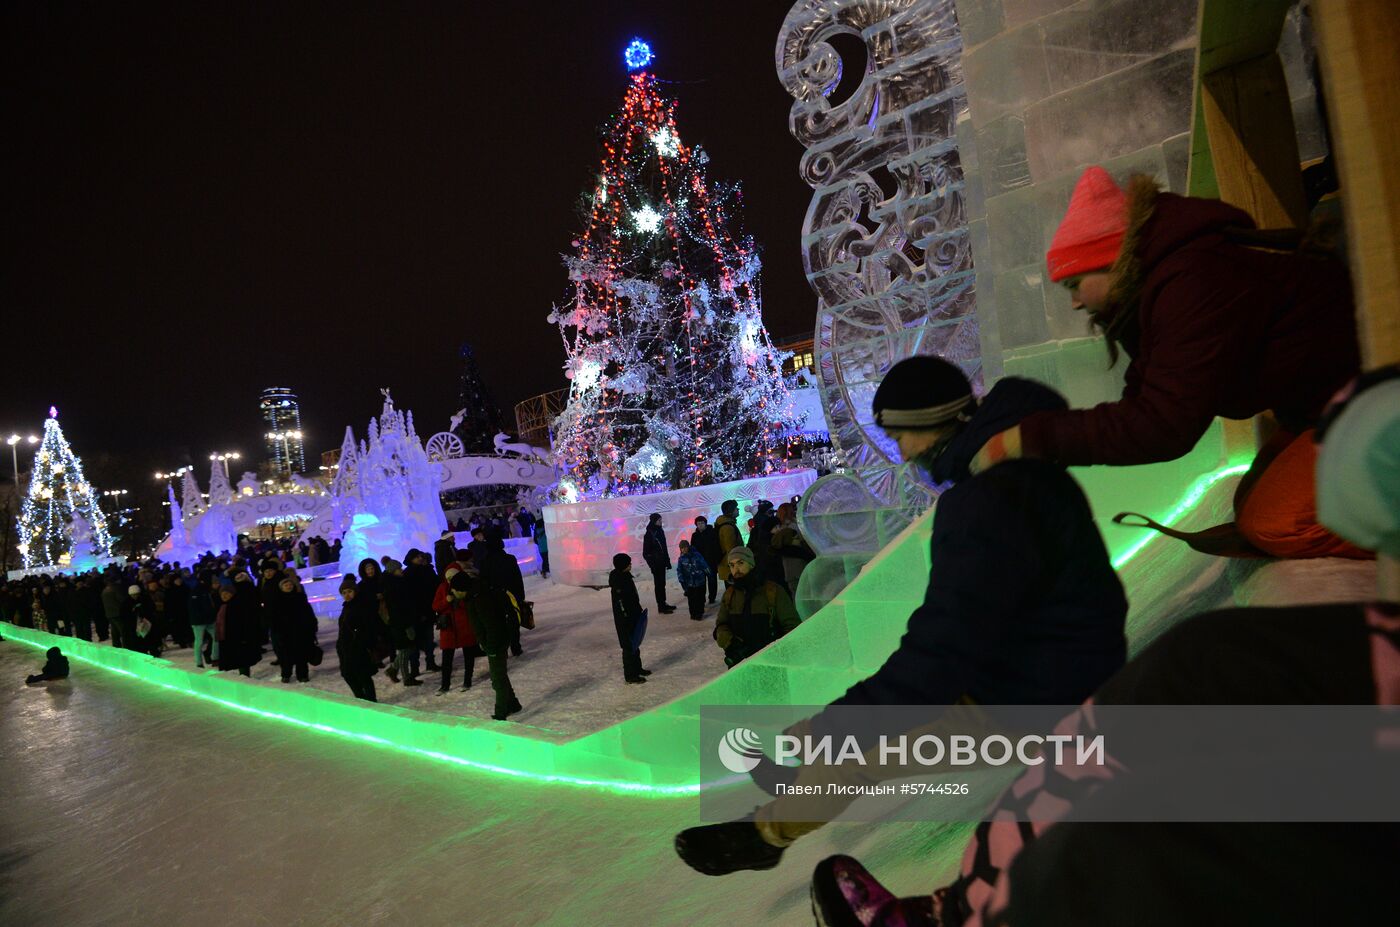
top-left (1099, 176), bottom-right (1253, 355)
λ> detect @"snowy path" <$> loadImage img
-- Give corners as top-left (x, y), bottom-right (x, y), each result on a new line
top-left (159, 573), bottom-right (730, 736)
top-left (0, 644), bottom-right (965, 927)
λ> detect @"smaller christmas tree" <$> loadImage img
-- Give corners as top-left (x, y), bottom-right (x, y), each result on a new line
top-left (16, 407), bottom-right (113, 570)
top-left (446, 342), bottom-right (517, 513)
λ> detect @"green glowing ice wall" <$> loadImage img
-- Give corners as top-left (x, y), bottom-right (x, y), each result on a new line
top-left (2, 414), bottom-right (1248, 795)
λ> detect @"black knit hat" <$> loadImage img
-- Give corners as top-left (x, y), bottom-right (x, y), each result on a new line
top-left (872, 356), bottom-right (974, 429)
top-left (613, 552), bottom-right (631, 569)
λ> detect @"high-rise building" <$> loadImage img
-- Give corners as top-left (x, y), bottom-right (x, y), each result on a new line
top-left (260, 387), bottom-right (306, 475)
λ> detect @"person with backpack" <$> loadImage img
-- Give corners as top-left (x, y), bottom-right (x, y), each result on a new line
top-left (608, 553), bottom-right (652, 684)
top-left (713, 546), bottom-right (800, 668)
top-left (971, 167), bottom-right (1362, 560)
top-left (675, 539), bottom-right (714, 621)
top-left (770, 502), bottom-right (816, 593)
top-left (677, 355), bottom-right (1128, 876)
top-left (469, 540), bottom-right (524, 721)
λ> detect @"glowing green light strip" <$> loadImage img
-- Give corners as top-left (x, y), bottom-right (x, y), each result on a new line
top-left (3, 461), bottom-right (1248, 796)
top-left (0, 628), bottom-right (699, 797)
top-left (1109, 462), bottom-right (1251, 571)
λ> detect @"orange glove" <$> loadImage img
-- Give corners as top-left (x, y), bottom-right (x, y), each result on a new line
top-left (970, 425), bottom-right (1023, 474)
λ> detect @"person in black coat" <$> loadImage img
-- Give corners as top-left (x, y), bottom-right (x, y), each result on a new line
top-left (480, 536), bottom-right (526, 657)
top-left (690, 515), bottom-right (722, 604)
top-left (465, 553), bottom-right (523, 721)
top-left (608, 554), bottom-right (652, 684)
top-left (266, 577), bottom-right (317, 683)
top-left (335, 576), bottom-right (379, 702)
top-left (433, 531), bottom-right (457, 578)
top-left (215, 580), bottom-right (262, 676)
top-left (380, 560), bottom-right (421, 686)
top-left (403, 549), bottom-right (441, 673)
top-left (26, 647), bottom-right (70, 684)
top-left (677, 356), bottom-right (1129, 875)
top-left (642, 513), bottom-right (676, 614)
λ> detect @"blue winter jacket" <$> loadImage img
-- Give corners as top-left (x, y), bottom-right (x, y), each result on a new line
top-left (676, 548), bottom-right (712, 589)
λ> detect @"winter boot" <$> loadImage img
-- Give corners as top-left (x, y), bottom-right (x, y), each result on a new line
top-left (386, 664), bottom-right (400, 683)
top-left (810, 856), bottom-right (936, 927)
top-left (675, 817), bottom-right (784, 876)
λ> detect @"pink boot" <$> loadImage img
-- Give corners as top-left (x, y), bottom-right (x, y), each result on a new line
top-left (811, 856), bottom-right (937, 927)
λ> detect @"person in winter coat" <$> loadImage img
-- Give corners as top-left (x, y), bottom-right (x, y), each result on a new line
top-left (25, 647), bottom-right (70, 684)
top-left (713, 546), bottom-right (800, 667)
top-left (100, 575), bottom-right (124, 644)
top-left (677, 355), bottom-right (1129, 875)
top-left (267, 576), bottom-right (317, 683)
top-left (433, 530), bottom-right (457, 578)
top-left (745, 502), bottom-right (780, 586)
top-left (355, 558), bottom-right (393, 671)
top-left (215, 580), bottom-right (262, 675)
top-left (189, 574), bottom-right (219, 668)
top-left (641, 513), bottom-right (677, 614)
top-left (480, 537), bottom-right (527, 657)
top-left (379, 559), bottom-right (421, 686)
top-left (335, 576), bottom-right (379, 702)
top-left (675, 539), bottom-right (714, 621)
top-left (770, 502), bottom-right (815, 593)
top-left (811, 369), bottom-right (1400, 926)
top-left (714, 501), bottom-right (746, 584)
top-left (608, 553), bottom-right (651, 684)
top-left (972, 167), bottom-right (1362, 559)
top-left (690, 515), bottom-right (722, 604)
top-left (163, 573), bottom-right (192, 649)
top-left (465, 553), bottom-right (523, 721)
top-left (432, 569), bottom-right (481, 693)
top-left (533, 520), bottom-right (550, 579)
top-left (403, 549), bottom-right (442, 674)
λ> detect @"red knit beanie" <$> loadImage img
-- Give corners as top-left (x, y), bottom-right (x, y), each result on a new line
top-left (1046, 166), bottom-right (1128, 282)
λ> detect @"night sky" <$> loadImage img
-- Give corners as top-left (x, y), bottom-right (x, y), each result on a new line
top-left (3, 1), bottom-right (812, 489)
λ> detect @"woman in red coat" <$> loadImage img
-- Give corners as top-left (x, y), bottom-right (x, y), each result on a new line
top-left (431, 568), bottom-right (479, 694)
top-left (973, 167), bottom-right (1364, 559)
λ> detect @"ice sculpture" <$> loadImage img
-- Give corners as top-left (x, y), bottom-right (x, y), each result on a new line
top-left (334, 394), bottom-right (448, 574)
top-left (181, 470), bottom-right (206, 516)
top-left (207, 459), bottom-right (234, 506)
top-left (776, 0), bottom-right (979, 507)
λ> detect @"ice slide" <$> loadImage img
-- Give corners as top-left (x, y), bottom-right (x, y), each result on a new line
top-left (2, 422), bottom-right (1253, 797)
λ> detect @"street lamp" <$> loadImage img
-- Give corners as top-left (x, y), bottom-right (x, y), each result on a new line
top-left (7, 433), bottom-right (40, 492)
top-left (208, 450), bottom-right (241, 481)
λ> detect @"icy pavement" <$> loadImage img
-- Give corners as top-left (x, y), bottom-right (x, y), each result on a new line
top-left (0, 643), bottom-right (966, 927)
top-left (158, 572), bottom-right (732, 736)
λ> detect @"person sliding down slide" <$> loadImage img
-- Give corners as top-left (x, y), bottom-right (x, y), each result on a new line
top-left (675, 356), bottom-right (1128, 876)
top-left (971, 167), bottom-right (1363, 559)
top-left (810, 366), bottom-right (1400, 927)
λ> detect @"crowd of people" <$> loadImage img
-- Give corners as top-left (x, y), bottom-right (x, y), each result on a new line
top-left (4, 517), bottom-right (543, 722)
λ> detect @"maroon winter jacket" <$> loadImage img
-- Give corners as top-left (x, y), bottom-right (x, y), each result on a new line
top-left (1020, 182), bottom-right (1360, 466)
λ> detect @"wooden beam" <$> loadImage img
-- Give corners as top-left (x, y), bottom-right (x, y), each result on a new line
top-left (1201, 53), bottom-right (1309, 228)
top-left (1313, 0), bottom-right (1400, 368)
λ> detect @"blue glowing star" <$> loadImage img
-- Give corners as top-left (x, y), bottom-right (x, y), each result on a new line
top-left (624, 38), bottom-right (654, 71)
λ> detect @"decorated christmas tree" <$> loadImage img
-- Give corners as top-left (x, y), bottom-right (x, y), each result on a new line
top-left (445, 342), bottom-right (517, 513)
top-left (549, 40), bottom-right (797, 499)
top-left (452, 342), bottom-right (509, 453)
top-left (16, 407), bottom-right (113, 570)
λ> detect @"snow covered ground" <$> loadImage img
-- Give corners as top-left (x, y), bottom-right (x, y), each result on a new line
top-left (159, 572), bottom-right (732, 736)
top-left (0, 642), bottom-right (966, 927)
